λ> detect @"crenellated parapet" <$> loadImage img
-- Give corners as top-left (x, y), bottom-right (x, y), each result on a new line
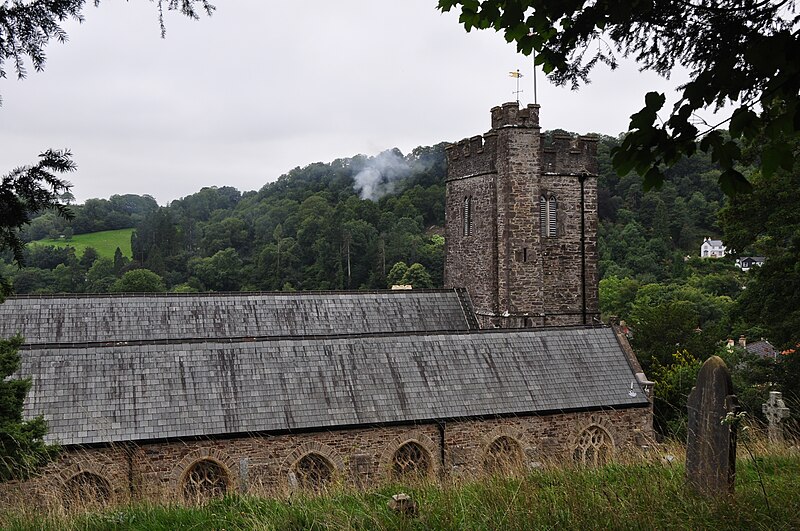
top-left (445, 132), bottom-right (497, 181)
top-left (445, 102), bottom-right (600, 330)
top-left (541, 133), bottom-right (598, 175)
top-left (491, 102), bottom-right (540, 129)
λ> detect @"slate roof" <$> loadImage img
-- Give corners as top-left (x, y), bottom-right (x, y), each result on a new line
top-left (0, 290), bottom-right (474, 345)
top-left (746, 340), bottom-right (779, 359)
top-left (19, 327), bottom-right (648, 446)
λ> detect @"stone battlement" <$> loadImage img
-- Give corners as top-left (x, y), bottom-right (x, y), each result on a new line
top-left (446, 103), bottom-right (599, 180)
top-left (542, 133), bottom-right (598, 175)
top-left (491, 102), bottom-right (540, 129)
top-left (445, 132), bottom-right (498, 180)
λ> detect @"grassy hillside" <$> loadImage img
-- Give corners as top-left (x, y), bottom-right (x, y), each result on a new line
top-left (30, 228), bottom-right (133, 259)
top-left (3, 450), bottom-right (798, 530)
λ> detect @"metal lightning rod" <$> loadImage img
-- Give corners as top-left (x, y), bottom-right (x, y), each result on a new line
top-left (532, 49), bottom-right (538, 104)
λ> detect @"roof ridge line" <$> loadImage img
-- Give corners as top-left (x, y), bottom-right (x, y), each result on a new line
top-left (20, 324), bottom-right (609, 350)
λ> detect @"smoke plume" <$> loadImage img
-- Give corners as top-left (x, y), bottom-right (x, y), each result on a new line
top-left (353, 149), bottom-right (411, 201)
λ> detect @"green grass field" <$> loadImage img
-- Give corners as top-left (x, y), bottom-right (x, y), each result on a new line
top-left (2, 449), bottom-right (798, 530)
top-left (30, 228), bottom-right (133, 259)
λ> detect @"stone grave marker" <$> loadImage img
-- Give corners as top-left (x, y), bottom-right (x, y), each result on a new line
top-left (686, 355), bottom-right (738, 496)
top-left (762, 391), bottom-right (790, 444)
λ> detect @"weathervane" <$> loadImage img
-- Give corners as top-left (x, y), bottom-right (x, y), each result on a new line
top-left (509, 69), bottom-right (524, 104)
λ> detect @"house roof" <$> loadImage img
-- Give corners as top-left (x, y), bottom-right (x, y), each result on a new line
top-left (702, 239), bottom-right (725, 247)
top-left (19, 326), bottom-right (648, 446)
top-left (1, 290), bottom-right (476, 345)
top-left (745, 340), bottom-right (778, 359)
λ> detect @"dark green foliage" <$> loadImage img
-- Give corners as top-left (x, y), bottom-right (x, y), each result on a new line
top-left (596, 135), bottom-right (728, 283)
top-left (189, 248), bottom-right (242, 292)
top-left (652, 345), bottom-right (793, 439)
top-left (0, 150), bottom-right (75, 298)
top-left (78, 145), bottom-right (450, 293)
top-left (720, 159), bottom-right (800, 350)
top-left (110, 269), bottom-right (166, 293)
top-left (437, 0), bottom-right (800, 195)
top-left (403, 263), bottom-right (434, 288)
top-left (0, 336), bottom-right (58, 481)
top-left (651, 350), bottom-right (703, 438)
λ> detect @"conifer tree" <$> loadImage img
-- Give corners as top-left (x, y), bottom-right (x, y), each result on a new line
top-left (0, 336), bottom-right (57, 481)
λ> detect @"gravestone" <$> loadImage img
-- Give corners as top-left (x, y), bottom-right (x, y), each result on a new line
top-left (388, 493), bottom-right (418, 518)
top-left (762, 391), bottom-right (790, 444)
top-left (686, 355), bottom-right (738, 496)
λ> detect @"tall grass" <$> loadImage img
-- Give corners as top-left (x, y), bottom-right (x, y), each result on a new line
top-left (3, 447), bottom-right (798, 530)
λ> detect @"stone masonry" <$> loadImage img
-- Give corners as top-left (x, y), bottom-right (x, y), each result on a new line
top-left (444, 102), bottom-right (599, 328)
top-left (1, 407), bottom-right (651, 507)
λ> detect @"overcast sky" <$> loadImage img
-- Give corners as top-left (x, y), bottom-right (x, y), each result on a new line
top-left (1, 1), bottom-right (706, 205)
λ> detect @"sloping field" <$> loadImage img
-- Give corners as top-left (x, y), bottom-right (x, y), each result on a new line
top-left (30, 228), bottom-right (133, 258)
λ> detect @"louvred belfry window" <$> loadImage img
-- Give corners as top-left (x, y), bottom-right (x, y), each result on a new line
top-left (540, 194), bottom-right (557, 237)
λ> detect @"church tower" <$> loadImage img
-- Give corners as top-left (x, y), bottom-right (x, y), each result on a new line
top-left (444, 102), bottom-right (599, 328)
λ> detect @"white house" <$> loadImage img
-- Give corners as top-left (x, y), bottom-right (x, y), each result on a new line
top-left (700, 237), bottom-right (727, 258)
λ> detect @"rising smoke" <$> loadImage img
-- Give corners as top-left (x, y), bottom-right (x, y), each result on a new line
top-left (352, 149), bottom-right (412, 201)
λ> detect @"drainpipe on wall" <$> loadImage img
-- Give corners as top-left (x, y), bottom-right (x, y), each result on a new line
top-left (125, 442), bottom-right (135, 501)
top-left (578, 173), bottom-right (587, 325)
top-left (436, 419), bottom-right (446, 478)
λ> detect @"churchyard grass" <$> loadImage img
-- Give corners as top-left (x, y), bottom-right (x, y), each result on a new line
top-left (30, 228), bottom-right (133, 259)
top-left (2, 443), bottom-right (798, 530)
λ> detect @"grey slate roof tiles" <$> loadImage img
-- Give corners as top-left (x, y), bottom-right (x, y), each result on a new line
top-left (1, 290), bottom-right (472, 345)
top-left (19, 327), bottom-right (648, 446)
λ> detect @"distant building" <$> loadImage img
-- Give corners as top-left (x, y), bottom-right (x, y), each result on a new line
top-left (735, 256), bottom-right (765, 271)
top-left (701, 237), bottom-right (727, 258)
top-left (727, 336), bottom-right (779, 359)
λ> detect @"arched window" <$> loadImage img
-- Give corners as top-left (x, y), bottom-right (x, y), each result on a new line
top-left (63, 471), bottom-right (111, 509)
top-left (392, 441), bottom-right (432, 479)
top-left (573, 425), bottom-right (613, 466)
top-left (182, 459), bottom-right (230, 501)
top-left (463, 195), bottom-right (473, 236)
top-left (483, 436), bottom-right (525, 474)
top-left (292, 452), bottom-right (334, 491)
top-left (540, 194), bottom-right (557, 237)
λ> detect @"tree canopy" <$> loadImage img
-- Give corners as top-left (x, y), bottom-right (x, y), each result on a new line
top-left (437, 0), bottom-right (800, 195)
top-left (0, 150), bottom-right (75, 299)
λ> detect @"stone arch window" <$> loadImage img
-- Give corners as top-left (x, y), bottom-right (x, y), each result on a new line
top-left (63, 471), bottom-right (111, 509)
top-left (392, 441), bottom-right (432, 479)
top-left (573, 425), bottom-right (614, 466)
top-left (484, 435), bottom-right (525, 474)
top-left (182, 459), bottom-right (230, 501)
top-left (540, 194), bottom-right (557, 237)
top-left (463, 195), bottom-right (473, 236)
top-left (292, 452), bottom-right (334, 491)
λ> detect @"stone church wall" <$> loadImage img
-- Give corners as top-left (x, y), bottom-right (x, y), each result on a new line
top-left (1, 407), bottom-right (652, 507)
